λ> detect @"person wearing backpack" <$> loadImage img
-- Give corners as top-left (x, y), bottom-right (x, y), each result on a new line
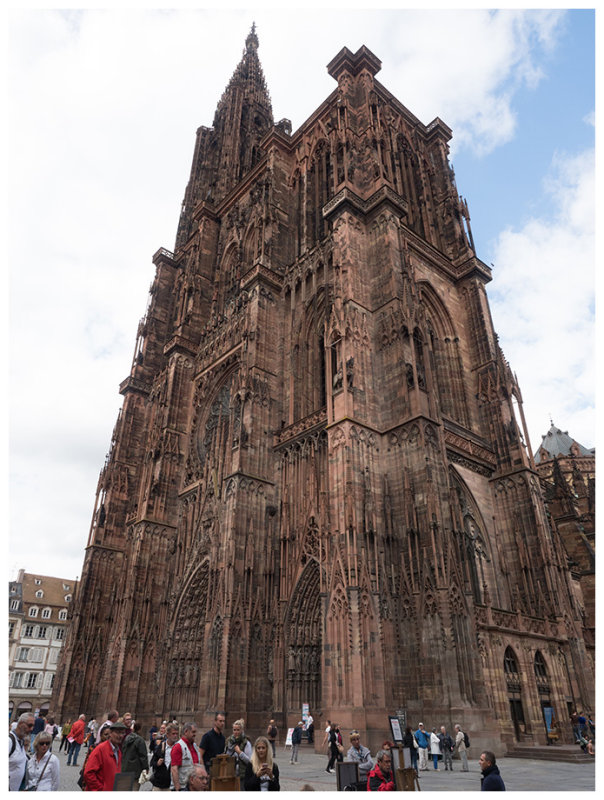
top-left (266, 719), bottom-right (278, 758)
top-left (454, 724), bottom-right (469, 772)
top-left (9, 712), bottom-right (35, 791)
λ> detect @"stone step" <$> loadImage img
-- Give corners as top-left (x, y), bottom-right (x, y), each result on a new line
top-left (505, 746), bottom-right (593, 763)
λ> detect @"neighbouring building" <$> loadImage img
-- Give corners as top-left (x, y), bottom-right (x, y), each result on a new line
top-left (9, 570), bottom-right (77, 723)
top-left (53, 30), bottom-right (594, 752)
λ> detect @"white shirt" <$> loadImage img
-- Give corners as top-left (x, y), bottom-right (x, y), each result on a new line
top-left (9, 733), bottom-right (28, 791)
top-left (25, 751), bottom-right (60, 791)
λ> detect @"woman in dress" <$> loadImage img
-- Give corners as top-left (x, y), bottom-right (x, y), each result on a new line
top-left (224, 718), bottom-right (253, 789)
top-left (243, 736), bottom-right (280, 791)
top-left (25, 732), bottom-right (60, 791)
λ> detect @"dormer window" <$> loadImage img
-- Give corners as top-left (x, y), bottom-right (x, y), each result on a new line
top-left (42, 608), bottom-right (52, 619)
top-left (65, 594), bottom-right (72, 602)
top-left (58, 609), bottom-right (68, 621)
top-left (35, 590), bottom-right (44, 599)
top-left (34, 579), bottom-right (41, 585)
top-left (29, 606), bottom-right (38, 618)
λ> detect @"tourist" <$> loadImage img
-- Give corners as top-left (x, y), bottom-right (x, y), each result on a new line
top-left (171, 722), bottom-right (203, 792)
top-left (438, 725), bottom-right (454, 771)
top-left (430, 727), bottom-right (441, 769)
top-left (291, 721), bottom-right (304, 764)
top-left (187, 764), bottom-right (210, 791)
top-left (30, 710), bottom-right (47, 753)
top-left (479, 750), bottom-right (505, 791)
top-left (123, 720), bottom-right (150, 790)
top-left (321, 720), bottom-right (332, 750)
top-left (267, 719), bottom-right (278, 757)
top-left (25, 732), bottom-right (60, 791)
top-left (9, 712), bottom-right (35, 791)
top-left (149, 722), bottom-right (159, 749)
top-left (243, 736), bottom-right (280, 791)
top-left (325, 722), bottom-right (341, 773)
top-left (122, 711), bottom-right (134, 732)
top-left (587, 739), bottom-right (595, 756)
top-left (224, 718), bottom-right (253, 787)
top-left (306, 713), bottom-right (315, 744)
top-left (199, 712), bottom-right (225, 773)
top-left (454, 724), bottom-right (469, 772)
top-left (79, 726), bottom-right (111, 790)
top-left (402, 726), bottom-right (418, 773)
top-left (59, 719), bottom-right (72, 752)
top-left (44, 717), bottom-right (58, 750)
top-left (347, 730), bottom-right (374, 781)
top-left (83, 721), bottom-right (127, 791)
top-left (150, 722), bottom-right (179, 791)
top-left (66, 713), bottom-right (86, 767)
top-left (367, 749), bottom-right (395, 791)
top-left (414, 723), bottom-right (430, 771)
top-left (97, 710), bottom-right (119, 741)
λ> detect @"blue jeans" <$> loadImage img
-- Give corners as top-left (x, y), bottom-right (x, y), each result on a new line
top-left (432, 753), bottom-right (439, 769)
top-left (67, 741), bottom-right (81, 765)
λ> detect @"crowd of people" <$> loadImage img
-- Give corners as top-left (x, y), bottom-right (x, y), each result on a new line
top-left (10, 706), bottom-right (595, 792)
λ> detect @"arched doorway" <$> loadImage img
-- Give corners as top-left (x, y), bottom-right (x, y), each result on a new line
top-left (285, 560), bottom-right (322, 716)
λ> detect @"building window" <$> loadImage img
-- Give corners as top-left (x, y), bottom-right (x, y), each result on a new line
top-left (41, 608), bottom-right (52, 619)
top-left (62, 584), bottom-right (70, 591)
top-left (58, 609), bottom-right (68, 621)
top-left (34, 579), bottom-right (41, 585)
top-left (10, 599), bottom-right (19, 610)
top-left (9, 621), bottom-right (15, 638)
top-left (29, 607), bottom-right (38, 618)
top-left (48, 648), bottom-right (59, 664)
top-left (12, 672), bottom-right (25, 689)
top-left (37, 626), bottom-right (48, 639)
top-left (35, 590), bottom-right (44, 599)
top-left (30, 648), bottom-right (44, 663)
top-left (26, 673), bottom-right (38, 689)
top-left (24, 625), bottom-right (34, 638)
top-left (55, 628), bottom-right (65, 641)
top-left (64, 595), bottom-right (72, 602)
top-left (17, 647), bottom-right (30, 662)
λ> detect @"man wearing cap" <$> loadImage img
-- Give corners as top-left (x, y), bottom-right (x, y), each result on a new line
top-left (414, 723), bottom-right (430, 771)
top-left (291, 722), bottom-right (303, 764)
top-left (83, 721), bottom-right (127, 791)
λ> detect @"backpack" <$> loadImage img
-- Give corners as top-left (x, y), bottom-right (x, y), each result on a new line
top-left (9, 732), bottom-right (17, 756)
top-left (463, 732), bottom-right (470, 748)
top-left (270, 726), bottom-right (277, 739)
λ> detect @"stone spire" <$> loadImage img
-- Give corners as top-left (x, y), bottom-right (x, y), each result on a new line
top-left (176, 25), bottom-right (273, 248)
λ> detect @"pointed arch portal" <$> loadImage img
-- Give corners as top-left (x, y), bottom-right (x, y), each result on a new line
top-left (285, 560), bottom-right (322, 714)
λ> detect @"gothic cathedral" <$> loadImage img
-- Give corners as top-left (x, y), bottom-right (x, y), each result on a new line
top-left (53, 30), bottom-right (594, 752)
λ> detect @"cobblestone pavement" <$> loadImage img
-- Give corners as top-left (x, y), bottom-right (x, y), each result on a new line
top-left (54, 742), bottom-right (596, 792)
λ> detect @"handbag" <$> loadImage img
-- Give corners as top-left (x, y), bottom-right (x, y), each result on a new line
top-left (139, 768), bottom-right (153, 785)
top-left (336, 743), bottom-right (344, 754)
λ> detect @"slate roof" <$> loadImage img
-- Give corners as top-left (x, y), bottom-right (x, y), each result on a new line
top-left (535, 423), bottom-right (594, 464)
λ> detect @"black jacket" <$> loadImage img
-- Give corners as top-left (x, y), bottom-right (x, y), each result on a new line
top-left (244, 762), bottom-right (280, 791)
top-left (481, 763), bottom-right (506, 791)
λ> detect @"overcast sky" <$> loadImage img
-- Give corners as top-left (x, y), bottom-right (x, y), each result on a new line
top-left (7, 4), bottom-right (596, 581)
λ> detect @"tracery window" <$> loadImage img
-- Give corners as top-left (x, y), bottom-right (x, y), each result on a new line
top-left (504, 647), bottom-right (521, 692)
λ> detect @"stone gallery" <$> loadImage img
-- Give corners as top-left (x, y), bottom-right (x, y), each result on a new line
top-left (54, 29), bottom-right (594, 752)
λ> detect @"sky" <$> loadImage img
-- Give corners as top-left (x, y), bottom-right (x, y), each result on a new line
top-left (6, 4), bottom-right (597, 582)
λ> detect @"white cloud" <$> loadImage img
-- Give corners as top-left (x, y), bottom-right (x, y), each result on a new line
top-left (489, 148), bottom-right (595, 450)
top-left (7, 8), bottom-right (589, 580)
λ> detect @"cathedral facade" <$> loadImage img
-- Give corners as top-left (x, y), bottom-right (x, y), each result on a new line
top-left (53, 31), bottom-right (594, 752)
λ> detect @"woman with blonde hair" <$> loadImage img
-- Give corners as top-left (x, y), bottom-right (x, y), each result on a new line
top-left (243, 736), bottom-right (280, 791)
top-left (224, 718), bottom-right (253, 789)
top-left (25, 732), bottom-right (60, 791)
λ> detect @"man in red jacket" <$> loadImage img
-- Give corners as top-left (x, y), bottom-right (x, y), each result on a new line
top-left (367, 750), bottom-right (395, 791)
top-left (67, 714), bottom-right (87, 767)
top-left (83, 721), bottom-right (127, 791)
